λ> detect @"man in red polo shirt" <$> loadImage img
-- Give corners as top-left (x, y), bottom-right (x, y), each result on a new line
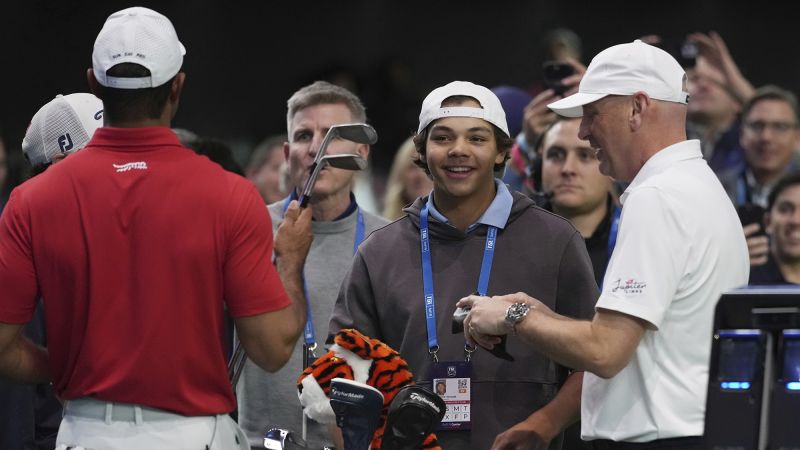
top-left (0, 7), bottom-right (312, 450)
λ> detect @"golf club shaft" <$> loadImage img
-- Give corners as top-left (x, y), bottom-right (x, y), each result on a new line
top-left (228, 342), bottom-right (246, 391)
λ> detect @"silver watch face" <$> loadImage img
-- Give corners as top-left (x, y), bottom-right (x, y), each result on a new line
top-left (506, 302), bottom-right (530, 324)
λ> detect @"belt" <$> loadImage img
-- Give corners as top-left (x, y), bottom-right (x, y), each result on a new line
top-left (65, 398), bottom-right (191, 423)
top-left (586, 436), bottom-right (704, 450)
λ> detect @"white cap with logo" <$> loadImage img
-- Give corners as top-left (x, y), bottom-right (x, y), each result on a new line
top-left (92, 6), bottom-right (186, 89)
top-left (418, 81), bottom-right (510, 137)
top-left (22, 93), bottom-right (104, 167)
top-left (548, 39), bottom-right (689, 118)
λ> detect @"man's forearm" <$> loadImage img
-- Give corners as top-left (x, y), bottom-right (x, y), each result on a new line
top-left (490, 371), bottom-right (582, 449)
top-left (276, 258), bottom-right (308, 341)
top-left (462, 292), bottom-right (647, 379)
top-left (515, 303), bottom-right (644, 379)
top-left (522, 371), bottom-right (582, 441)
top-left (514, 306), bottom-right (600, 374)
top-left (0, 334), bottom-right (50, 384)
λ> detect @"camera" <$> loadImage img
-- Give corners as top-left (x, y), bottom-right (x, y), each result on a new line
top-left (542, 60), bottom-right (574, 97)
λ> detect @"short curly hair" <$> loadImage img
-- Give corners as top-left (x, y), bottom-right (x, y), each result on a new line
top-left (412, 95), bottom-right (513, 175)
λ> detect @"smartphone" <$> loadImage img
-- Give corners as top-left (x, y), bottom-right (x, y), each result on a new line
top-left (678, 40), bottom-right (698, 69)
top-left (542, 61), bottom-right (574, 96)
top-left (737, 203), bottom-right (766, 237)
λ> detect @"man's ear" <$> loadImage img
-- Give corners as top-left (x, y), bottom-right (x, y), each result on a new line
top-left (283, 141), bottom-right (290, 162)
top-left (170, 72), bottom-right (186, 103)
top-left (87, 69), bottom-right (102, 98)
top-left (357, 143), bottom-right (370, 160)
top-left (495, 147), bottom-right (509, 166)
top-left (629, 92), bottom-right (650, 131)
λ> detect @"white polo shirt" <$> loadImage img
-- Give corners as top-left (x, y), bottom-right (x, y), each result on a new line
top-left (581, 140), bottom-right (749, 442)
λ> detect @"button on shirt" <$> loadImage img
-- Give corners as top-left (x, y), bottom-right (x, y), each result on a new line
top-left (581, 140), bottom-right (749, 441)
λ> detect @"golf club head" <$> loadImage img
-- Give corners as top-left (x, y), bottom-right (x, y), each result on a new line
top-left (297, 123), bottom-right (377, 208)
top-left (380, 385), bottom-right (445, 450)
top-left (322, 153), bottom-right (368, 171)
top-left (332, 123), bottom-right (378, 145)
top-left (263, 427), bottom-right (308, 450)
top-left (308, 123), bottom-right (378, 169)
top-left (298, 154), bottom-right (368, 207)
top-left (329, 378), bottom-right (384, 450)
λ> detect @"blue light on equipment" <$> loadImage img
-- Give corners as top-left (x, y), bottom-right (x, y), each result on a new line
top-left (721, 381), bottom-right (751, 390)
top-left (788, 382), bottom-right (800, 391)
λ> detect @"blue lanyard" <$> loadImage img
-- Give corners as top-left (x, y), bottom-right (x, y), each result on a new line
top-left (599, 206), bottom-right (622, 291)
top-left (419, 204), bottom-right (497, 356)
top-left (607, 206), bottom-right (621, 260)
top-left (282, 195), bottom-right (365, 347)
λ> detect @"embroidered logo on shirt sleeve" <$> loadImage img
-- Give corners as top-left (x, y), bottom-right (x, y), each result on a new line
top-left (610, 278), bottom-right (647, 295)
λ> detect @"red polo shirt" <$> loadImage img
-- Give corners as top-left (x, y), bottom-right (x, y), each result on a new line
top-left (0, 127), bottom-right (290, 415)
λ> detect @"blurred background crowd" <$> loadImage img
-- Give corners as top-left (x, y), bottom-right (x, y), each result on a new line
top-left (4, 2), bottom-right (800, 448)
top-left (3, 0), bottom-right (799, 218)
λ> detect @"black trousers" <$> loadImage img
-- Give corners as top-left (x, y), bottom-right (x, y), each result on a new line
top-left (585, 436), bottom-right (704, 450)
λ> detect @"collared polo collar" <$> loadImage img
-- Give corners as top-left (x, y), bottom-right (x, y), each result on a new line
top-left (620, 139), bottom-right (702, 205)
top-left (87, 127), bottom-right (185, 152)
top-left (426, 178), bottom-right (513, 232)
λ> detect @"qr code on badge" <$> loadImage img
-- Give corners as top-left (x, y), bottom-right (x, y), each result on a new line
top-left (458, 379), bottom-right (468, 389)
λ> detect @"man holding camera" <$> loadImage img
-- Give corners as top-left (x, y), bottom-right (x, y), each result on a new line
top-left (750, 172), bottom-right (800, 285)
top-left (718, 85), bottom-right (800, 267)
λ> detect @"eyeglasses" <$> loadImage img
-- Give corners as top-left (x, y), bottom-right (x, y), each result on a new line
top-left (743, 120), bottom-right (799, 134)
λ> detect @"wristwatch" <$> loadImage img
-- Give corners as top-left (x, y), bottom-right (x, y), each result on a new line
top-left (504, 302), bottom-right (531, 334)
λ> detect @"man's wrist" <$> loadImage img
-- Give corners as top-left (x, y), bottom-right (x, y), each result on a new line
top-left (504, 302), bottom-right (531, 334)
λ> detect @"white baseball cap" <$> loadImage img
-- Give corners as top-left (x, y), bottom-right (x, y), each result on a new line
top-left (548, 39), bottom-right (689, 118)
top-left (22, 93), bottom-right (104, 167)
top-left (92, 7), bottom-right (186, 89)
top-left (418, 81), bottom-right (510, 137)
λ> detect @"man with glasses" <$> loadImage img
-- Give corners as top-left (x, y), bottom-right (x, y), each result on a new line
top-left (719, 85), bottom-right (800, 209)
top-left (718, 85), bottom-right (800, 267)
top-left (460, 40), bottom-right (749, 448)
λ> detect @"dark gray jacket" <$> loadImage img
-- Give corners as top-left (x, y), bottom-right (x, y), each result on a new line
top-left (329, 191), bottom-right (598, 450)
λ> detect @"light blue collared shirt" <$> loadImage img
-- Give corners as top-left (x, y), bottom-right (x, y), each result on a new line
top-left (425, 179), bottom-right (513, 233)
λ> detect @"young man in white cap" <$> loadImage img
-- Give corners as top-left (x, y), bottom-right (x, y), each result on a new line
top-left (0, 7), bottom-right (313, 450)
top-left (460, 40), bottom-right (749, 448)
top-left (329, 81), bottom-right (598, 449)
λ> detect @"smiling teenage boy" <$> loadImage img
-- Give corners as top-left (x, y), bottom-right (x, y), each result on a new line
top-left (329, 81), bottom-right (598, 449)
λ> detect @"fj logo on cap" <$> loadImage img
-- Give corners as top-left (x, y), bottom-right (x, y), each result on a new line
top-left (58, 134), bottom-right (74, 153)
